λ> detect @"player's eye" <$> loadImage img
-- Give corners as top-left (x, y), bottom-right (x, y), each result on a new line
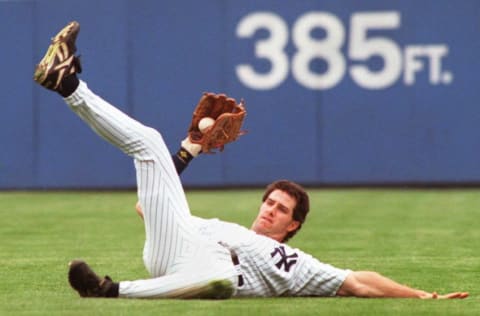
top-left (278, 206), bottom-right (288, 213)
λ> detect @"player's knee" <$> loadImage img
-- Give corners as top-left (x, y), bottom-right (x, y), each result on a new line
top-left (206, 279), bottom-right (235, 299)
top-left (181, 279), bottom-right (235, 300)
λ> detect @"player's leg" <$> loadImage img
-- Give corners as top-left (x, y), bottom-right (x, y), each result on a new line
top-left (69, 249), bottom-right (237, 299)
top-left (119, 272), bottom-right (235, 299)
top-left (64, 85), bottom-right (238, 289)
top-left (34, 22), bottom-right (235, 285)
top-left (64, 82), bottom-right (195, 277)
top-left (69, 264), bottom-right (235, 299)
top-left (33, 21), bottom-right (192, 276)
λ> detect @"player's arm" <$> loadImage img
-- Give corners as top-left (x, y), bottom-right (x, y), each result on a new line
top-left (336, 271), bottom-right (468, 299)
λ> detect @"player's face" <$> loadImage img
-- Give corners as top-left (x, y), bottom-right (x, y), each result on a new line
top-left (251, 189), bottom-right (300, 242)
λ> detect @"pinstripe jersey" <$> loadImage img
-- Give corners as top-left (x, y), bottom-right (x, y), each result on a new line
top-left (64, 80), bottom-right (349, 299)
top-left (192, 217), bottom-right (351, 297)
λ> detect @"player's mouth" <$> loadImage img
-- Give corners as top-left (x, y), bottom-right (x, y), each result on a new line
top-left (260, 216), bottom-right (273, 225)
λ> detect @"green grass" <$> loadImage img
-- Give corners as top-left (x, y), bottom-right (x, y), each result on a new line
top-left (0, 189), bottom-right (479, 315)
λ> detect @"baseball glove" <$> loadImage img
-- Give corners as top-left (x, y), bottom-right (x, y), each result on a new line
top-left (188, 92), bottom-right (246, 153)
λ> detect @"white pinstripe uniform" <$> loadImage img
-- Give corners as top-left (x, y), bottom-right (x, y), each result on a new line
top-left (64, 80), bottom-right (350, 298)
top-left (191, 217), bottom-right (351, 297)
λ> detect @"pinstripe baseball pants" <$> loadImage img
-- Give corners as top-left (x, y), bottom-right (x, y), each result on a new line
top-left (64, 81), bottom-right (237, 298)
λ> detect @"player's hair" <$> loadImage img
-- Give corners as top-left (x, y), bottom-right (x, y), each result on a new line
top-left (262, 180), bottom-right (310, 242)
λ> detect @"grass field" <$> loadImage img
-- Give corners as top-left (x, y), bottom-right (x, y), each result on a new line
top-left (0, 188), bottom-right (479, 315)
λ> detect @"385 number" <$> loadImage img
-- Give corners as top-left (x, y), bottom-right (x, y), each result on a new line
top-left (236, 11), bottom-right (451, 90)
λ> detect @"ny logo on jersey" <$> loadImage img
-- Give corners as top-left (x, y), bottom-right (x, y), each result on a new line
top-left (270, 246), bottom-right (298, 272)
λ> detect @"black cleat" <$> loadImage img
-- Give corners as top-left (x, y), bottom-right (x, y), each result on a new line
top-left (33, 21), bottom-right (82, 92)
top-left (68, 260), bottom-right (119, 298)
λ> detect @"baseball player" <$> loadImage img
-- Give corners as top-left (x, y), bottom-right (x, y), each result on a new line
top-left (33, 21), bottom-right (468, 300)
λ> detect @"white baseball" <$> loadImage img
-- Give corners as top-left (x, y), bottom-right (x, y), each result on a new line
top-left (198, 117), bottom-right (215, 133)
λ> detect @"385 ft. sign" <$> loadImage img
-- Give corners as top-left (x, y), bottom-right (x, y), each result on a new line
top-left (236, 11), bottom-right (451, 90)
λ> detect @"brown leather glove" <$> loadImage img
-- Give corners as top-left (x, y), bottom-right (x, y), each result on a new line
top-left (188, 92), bottom-right (246, 153)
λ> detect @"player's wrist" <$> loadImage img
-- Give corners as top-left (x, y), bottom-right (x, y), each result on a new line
top-left (181, 137), bottom-right (202, 157)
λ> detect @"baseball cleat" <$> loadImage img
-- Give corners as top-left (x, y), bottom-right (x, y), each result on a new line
top-left (33, 21), bottom-right (82, 91)
top-left (68, 260), bottom-right (119, 298)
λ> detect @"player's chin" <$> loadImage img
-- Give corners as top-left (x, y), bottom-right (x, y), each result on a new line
top-left (252, 222), bottom-right (270, 234)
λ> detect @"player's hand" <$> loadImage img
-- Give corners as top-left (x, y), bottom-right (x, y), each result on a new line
top-left (421, 291), bottom-right (469, 299)
top-left (135, 201), bottom-right (144, 220)
top-left (188, 92), bottom-right (246, 153)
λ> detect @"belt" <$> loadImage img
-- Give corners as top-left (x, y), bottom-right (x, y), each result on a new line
top-left (218, 241), bottom-right (244, 287)
top-left (230, 251), bottom-right (245, 287)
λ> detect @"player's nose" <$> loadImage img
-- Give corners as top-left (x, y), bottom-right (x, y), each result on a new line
top-left (265, 205), bottom-right (276, 216)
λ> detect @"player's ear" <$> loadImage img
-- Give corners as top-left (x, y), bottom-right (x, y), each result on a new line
top-left (286, 220), bottom-right (300, 233)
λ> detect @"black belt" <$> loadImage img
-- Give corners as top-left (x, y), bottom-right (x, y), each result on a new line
top-left (230, 251), bottom-right (244, 287)
top-left (218, 242), bottom-right (244, 287)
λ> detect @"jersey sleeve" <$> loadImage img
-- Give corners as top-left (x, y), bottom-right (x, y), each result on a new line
top-left (290, 250), bottom-right (351, 297)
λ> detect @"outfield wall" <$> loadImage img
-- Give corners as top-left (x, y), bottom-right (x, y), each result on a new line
top-left (2, 0), bottom-right (480, 189)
